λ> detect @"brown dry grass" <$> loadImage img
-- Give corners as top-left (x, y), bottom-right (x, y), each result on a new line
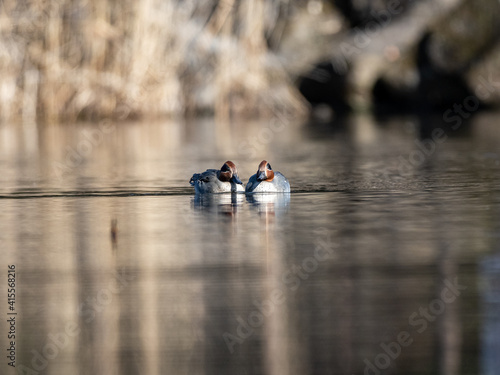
top-left (0, 0), bottom-right (306, 124)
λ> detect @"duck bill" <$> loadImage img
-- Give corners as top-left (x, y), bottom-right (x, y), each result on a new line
top-left (231, 174), bottom-right (243, 185)
top-left (257, 171), bottom-right (267, 181)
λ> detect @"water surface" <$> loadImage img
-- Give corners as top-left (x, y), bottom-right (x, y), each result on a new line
top-left (1, 113), bottom-right (500, 375)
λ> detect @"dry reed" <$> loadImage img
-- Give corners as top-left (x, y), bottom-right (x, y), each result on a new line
top-left (0, 0), bottom-right (306, 124)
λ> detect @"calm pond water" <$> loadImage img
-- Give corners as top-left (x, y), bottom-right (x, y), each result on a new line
top-left (1, 112), bottom-right (500, 375)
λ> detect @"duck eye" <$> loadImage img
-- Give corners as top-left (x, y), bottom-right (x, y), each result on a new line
top-left (221, 164), bottom-right (230, 172)
top-left (267, 163), bottom-right (272, 170)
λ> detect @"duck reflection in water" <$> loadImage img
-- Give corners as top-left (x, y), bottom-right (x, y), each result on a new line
top-left (192, 192), bottom-right (244, 217)
top-left (246, 192), bottom-right (290, 215)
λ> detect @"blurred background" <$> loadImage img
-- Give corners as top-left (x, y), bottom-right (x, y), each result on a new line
top-left (0, 0), bottom-right (499, 122)
top-left (1, 1), bottom-right (500, 375)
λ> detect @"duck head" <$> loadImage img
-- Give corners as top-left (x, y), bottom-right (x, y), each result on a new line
top-left (218, 161), bottom-right (243, 185)
top-left (256, 160), bottom-right (274, 182)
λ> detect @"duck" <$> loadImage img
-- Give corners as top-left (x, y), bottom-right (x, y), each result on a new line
top-left (245, 160), bottom-right (290, 193)
top-left (190, 161), bottom-right (244, 193)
